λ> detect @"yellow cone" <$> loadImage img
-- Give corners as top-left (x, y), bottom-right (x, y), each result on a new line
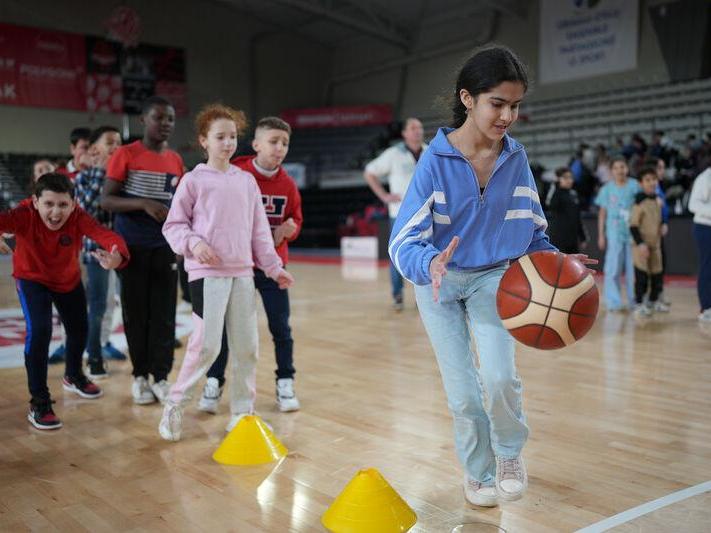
top-left (321, 468), bottom-right (417, 533)
top-left (212, 415), bottom-right (287, 465)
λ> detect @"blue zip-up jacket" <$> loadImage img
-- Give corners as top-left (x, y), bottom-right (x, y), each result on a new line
top-left (389, 128), bottom-right (555, 285)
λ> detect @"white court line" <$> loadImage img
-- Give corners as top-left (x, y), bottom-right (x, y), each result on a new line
top-left (575, 480), bottom-right (711, 532)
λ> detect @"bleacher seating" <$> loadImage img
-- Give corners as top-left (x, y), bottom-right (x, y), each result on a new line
top-left (285, 125), bottom-right (390, 186)
top-left (422, 77), bottom-right (711, 169)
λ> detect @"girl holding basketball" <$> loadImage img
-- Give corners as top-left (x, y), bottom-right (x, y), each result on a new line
top-left (389, 46), bottom-right (596, 507)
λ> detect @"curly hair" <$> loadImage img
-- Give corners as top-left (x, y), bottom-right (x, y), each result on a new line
top-left (194, 103), bottom-right (248, 142)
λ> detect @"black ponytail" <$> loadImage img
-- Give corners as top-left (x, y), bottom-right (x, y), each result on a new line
top-left (451, 45), bottom-right (529, 128)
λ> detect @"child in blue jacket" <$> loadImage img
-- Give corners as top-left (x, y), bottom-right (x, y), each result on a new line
top-left (390, 46), bottom-right (594, 508)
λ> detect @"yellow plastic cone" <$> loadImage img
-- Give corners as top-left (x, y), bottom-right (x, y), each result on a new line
top-left (321, 468), bottom-right (417, 533)
top-left (212, 415), bottom-right (287, 465)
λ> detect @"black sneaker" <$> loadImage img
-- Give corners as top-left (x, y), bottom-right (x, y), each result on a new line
top-left (62, 374), bottom-right (103, 399)
top-left (28, 398), bottom-right (62, 430)
top-left (88, 359), bottom-right (109, 380)
top-left (393, 294), bottom-right (404, 312)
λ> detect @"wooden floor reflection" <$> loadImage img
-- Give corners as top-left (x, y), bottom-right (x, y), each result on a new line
top-left (0, 259), bottom-right (709, 532)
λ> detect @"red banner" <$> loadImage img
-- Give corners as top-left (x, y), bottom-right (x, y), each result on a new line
top-left (0, 23), bottom-right (86, 110)
top-left (281, 104), bottom-right (393, 129)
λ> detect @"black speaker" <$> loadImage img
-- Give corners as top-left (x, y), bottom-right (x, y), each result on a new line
top-left (650, 0), bottom-right (711, 81)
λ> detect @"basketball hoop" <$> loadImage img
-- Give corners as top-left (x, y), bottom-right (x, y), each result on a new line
top-left (104, 6), bottom-right (141, 48)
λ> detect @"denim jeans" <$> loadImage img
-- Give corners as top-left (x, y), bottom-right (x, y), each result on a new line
top-left (603, 235), bottom-right (635, 310)
top-left (390, 218), bottom-right (404, 299)
top-left (86, 261), bottom-right (109, 362)
top-left (414, 265), bottom-right (528, 484)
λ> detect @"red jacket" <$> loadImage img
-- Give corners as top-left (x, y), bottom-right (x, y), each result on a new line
top-left (0, 204), bottom-right (129, 293)
top-left (232, 156), bottom-right (303, 265)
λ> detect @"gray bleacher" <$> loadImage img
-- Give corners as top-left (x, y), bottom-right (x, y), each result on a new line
top-left (421, 77), bottom-right (711, 169)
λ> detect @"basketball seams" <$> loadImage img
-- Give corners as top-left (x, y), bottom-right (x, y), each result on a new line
top-left (498, 286), bottom-right (596, 317)
top-left (534, 253), bottom-right (564, 348)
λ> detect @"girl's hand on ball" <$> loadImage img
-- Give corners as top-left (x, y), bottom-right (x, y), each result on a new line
top-left (430, 236), bottom-right (459, 302)
top-left (569, 253), bottom-right (599, 275)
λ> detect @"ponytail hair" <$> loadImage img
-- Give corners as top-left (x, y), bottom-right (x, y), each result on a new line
top-left (451, 45), bottom-right (529, 128)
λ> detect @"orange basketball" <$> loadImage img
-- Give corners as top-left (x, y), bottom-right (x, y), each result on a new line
top-left (496, 251), bottom-right (599, 350)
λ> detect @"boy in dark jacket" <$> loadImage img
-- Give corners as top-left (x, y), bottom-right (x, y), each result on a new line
top-left (545, 167), bottom-right (587, 253)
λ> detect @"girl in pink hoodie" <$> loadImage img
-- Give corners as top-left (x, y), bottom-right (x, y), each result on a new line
top-left (159, 104), bottom-right (294, 441)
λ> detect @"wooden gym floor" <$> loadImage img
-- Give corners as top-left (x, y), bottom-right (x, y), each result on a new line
top-left (0, 257), bottom-right (709, 532)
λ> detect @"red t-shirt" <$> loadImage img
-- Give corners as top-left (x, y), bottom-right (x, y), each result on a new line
top-left (106, 140), bottom-right (184, 248)
top-left (56, 161), bottom-right (80, 181)
top-left (0, 204), bottom-right (129, 293)
top-left (232, 156), bottom-right (303, 265)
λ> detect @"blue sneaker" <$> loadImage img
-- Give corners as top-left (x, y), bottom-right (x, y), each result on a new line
top-left (48, 345), bottom-right (65, 365)
top-left (102, 342), bottom-right (127, 361)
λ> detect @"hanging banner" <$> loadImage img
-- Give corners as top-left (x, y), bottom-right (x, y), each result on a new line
top-left (539, 0), bottom-right (639, 84)
top-left (0, 22), bottom-right (187, 115)
top-left (281, 104), bottom-right (393, 129)
top-left (0, 23), bottom-right (86, 110)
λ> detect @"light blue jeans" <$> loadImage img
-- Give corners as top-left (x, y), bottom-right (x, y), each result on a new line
top-left (414, 265), bottom-right (528, 484)
top-left (603, 235), bottom-right (634, 310)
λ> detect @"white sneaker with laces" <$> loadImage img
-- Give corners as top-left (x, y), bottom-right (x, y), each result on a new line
top-left (158, 403), bottom-right (183, 441)
top-left (495, 456), bottom-right (528, 501)
top-left (132, 376), bottom-right (156, 405)
top-left (151, 379), bottom-right (171, 404)
top-left (652, 301), bottom-right (670, 313)
top-left (463, 476), bottom-right (498, 507)
top-left (276, 378), bottom-right (300, 412)
top-left (634, 303), bottom-right (653, 318)
top-left (699, 309), bottom-right (711, 323)
top-left (197, 377), bottom-right (223, 414)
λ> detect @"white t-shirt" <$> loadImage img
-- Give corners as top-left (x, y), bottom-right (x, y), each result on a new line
top-left (689, 167), bottom-right (711, 226)
top-left (365, 142), bottom-right (428, 218)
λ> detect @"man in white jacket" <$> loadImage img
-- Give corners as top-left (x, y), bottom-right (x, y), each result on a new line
top-left (364, 118), bottom-right (427, 311)
top-left (689, 166), bottom-right (711, 322)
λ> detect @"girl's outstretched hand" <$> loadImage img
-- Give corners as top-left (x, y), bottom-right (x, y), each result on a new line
top-left (92, 245), bottom-right (123, 270)
top-left (192, 240), bottom-right (220, 265)
top-left (277, 270), bottom-right (294, 289)
top-left (430, 236), bottom-right (460, 302)
top-left (569, 253), bottom-right (599, 275)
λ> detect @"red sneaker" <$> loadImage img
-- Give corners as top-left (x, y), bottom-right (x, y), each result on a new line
top-left (28, 398), bottom-right (62, 430)
top-left (62, 374), bottom-right (103, 399)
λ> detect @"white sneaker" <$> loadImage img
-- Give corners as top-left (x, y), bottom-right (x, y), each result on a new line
top-left (699, 309), bottom-right (711, 323)
top-left (225, 413), bottom-right (272, 433)
top-left (197, 378), bottom-right (223, 414)
top-left (634, 303), bottom-right (653, 318)
top-left (652, 301), bottom-right (670, 313)
top-left (464, 476), bottom-right (498, 507)
top-left (151, 379), bottom-right (171, 405)
top-left (132, 376), bottom-right (156, 405)
top-left (158, 403), bottom-right (183, 441)
top-left (276, 378), bottom-right (300, 412)
top-left (495, 456), bottom-right (528, 501)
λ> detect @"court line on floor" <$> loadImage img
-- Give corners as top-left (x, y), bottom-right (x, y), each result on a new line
top-left (575, 480), bottom-right (711, 532)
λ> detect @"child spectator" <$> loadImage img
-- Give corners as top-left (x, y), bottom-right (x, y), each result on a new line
top-left (101, 96), bottom-right (184, 405)
top-left (75, 125), bottom-right (124, 379)
top-left (630, 167), bottom-right (664, 318)
top-left (0, 173), bottom-right (128, 429)
top-left (56, 127), bottom-right (91, 180)
top-left (596, 156), bottom-right (641, 311)
top-left (201, 117), bottom-right (304, 414)
top-left (159, 104), bottom-right (293, 441)
top-left (545, 167), bottom-right (587, 253)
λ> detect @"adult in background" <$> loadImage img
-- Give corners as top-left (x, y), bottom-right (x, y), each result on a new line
top-left (364, 118), bottom-right (427, 311)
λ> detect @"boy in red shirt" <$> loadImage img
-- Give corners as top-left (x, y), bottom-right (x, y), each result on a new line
top-left (0, 173), bottom-right (129, 430)
top-left (200, 116), bottom-right (303, 413)
top-left (101, 96), bottom-right (184, 405)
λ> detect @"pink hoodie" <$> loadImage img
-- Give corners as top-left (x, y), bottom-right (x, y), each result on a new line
top-left (163, 163), bottom-right (285, 282)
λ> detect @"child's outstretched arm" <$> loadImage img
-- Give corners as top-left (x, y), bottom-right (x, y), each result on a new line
top-left (77, 209), bottom-right (130, 269)
top-left (0, 206), bottom-right (29, 236)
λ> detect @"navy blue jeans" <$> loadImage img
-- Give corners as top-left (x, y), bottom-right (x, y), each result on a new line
top-left (207, 269), bottom-right (294, 384)
top-left (85, 261), bottom-right (109, 363)
top-left (16, 279), bottom-right (88, 400)
top-left (694, 223), bottom-right (711, 311)
top-left (390, 218), bottom-right (404, 299)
